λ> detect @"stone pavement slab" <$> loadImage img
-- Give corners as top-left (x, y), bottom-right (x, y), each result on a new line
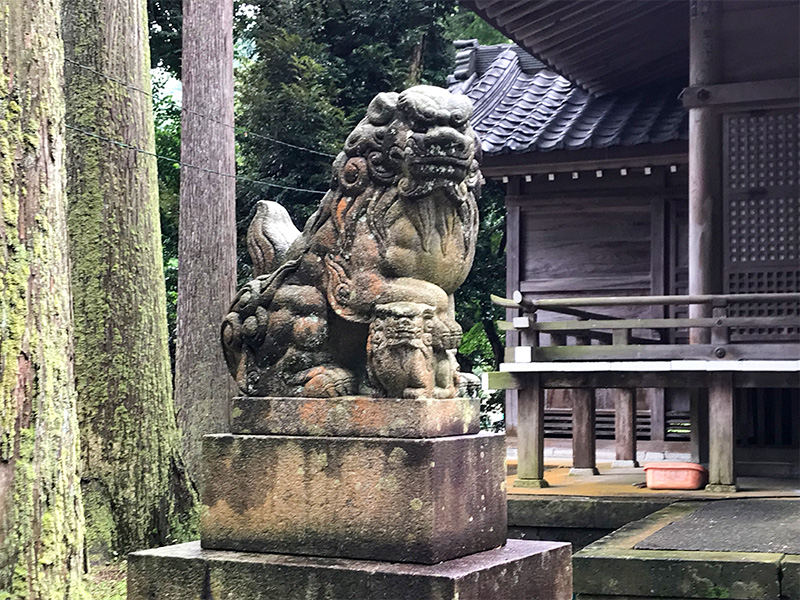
top-left (635, 499), bottom-right (800, 554)
top-left (574, 501), bottom-right (798, 600)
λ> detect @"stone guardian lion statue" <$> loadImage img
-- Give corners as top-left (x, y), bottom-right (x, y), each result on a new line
top-left (221, 85), bottom-right (482, 399)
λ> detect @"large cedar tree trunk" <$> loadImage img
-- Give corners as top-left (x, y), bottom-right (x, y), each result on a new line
top-left (0, 0), bottom-right (86, 595)
top-left (176, 0), bottom-right (237, 483)
top-left (62, 0), bottom-right (197, 561)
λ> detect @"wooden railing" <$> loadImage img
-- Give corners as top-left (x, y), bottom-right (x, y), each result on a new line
top-left (492, 292), bottom-right (800, 362)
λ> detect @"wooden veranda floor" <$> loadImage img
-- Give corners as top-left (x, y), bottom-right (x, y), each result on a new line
top-left (505, 456), bottom-right (800, 499)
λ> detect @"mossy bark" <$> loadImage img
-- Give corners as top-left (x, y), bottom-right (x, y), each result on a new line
top-left (61, 0), bottom-right (198, 563)
top-left (0, 0), bottom-right (86, 596)
top-left (176, 0), bottom-right (237, 484)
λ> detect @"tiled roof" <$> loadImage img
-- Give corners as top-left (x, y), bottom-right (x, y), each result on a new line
top-left (448, 41), bottom-right (688, 157)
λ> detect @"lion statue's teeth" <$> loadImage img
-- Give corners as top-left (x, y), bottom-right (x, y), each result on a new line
top-left (222, 85), bottom-right (483, 399)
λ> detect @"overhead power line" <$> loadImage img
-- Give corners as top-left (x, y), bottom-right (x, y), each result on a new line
top-left (65, 124), bottom-right (327, 195)
top-left (64, 57), bottom-right (337, 159)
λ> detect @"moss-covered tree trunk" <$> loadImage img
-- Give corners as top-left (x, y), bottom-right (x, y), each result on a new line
top-left (176, 0), bottom-right (237, 484)
top-left (62, 0), bottom-right (197, 562)
top-left (0, 0), bottom-right (86, 596)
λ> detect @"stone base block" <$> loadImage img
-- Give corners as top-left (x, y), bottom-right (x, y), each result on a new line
top-left (231, 396), bottom-right (479, 438)
top-left (569, 467), bottom-right (600, 476)
top-left (611, 459), bottom-right (639, 468)
top-left (128, 539), bottom-right (573, 600)
top-left (513, 477), bottom-right (550, 489)
top-left (201, 433), bottom-right (506, 564)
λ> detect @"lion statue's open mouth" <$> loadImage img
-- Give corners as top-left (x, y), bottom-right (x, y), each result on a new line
top-left (222, 85), bottom-right (483, 399)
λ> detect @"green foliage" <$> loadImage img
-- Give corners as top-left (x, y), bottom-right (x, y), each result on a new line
top-left (147, 0), bottom-right (182, 76)
top-left (443, 6), bottom-right (510, 45)
top-left (153, 72), bottom-right (181, 359)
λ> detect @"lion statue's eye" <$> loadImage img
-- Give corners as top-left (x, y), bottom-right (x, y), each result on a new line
top-left (450, 111), bottom-right (468, 129)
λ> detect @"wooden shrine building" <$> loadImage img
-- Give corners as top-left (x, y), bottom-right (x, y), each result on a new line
top-left (453, 0), bottom-right (800, 491)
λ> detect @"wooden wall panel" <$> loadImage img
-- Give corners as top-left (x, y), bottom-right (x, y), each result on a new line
top-left (519, 198), bottom-right (651, 292)
top-left (720, 1), bottom-right (800, 84)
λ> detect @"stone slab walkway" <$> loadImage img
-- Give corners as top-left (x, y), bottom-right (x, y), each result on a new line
top-left (635, 498), bottom-right (800, 554)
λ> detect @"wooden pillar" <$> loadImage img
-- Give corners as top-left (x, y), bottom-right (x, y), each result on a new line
top-left (570, 334), bottom-right (598, 475)
top-left (513, 374), bottom-right (549, 488)
top-left (690, 388), bottom-right (709, 465)
top-left (687, 0), bottom-right (723, 343)
top-left (706, 373), bottom-right (737, 492)
top-left (649, 389), bottom-right (666, 442)
top-left (571, 389), bottom-right (598, 475)
top-left (613, 388), bottom-right (639, 467)
top-left (505, 186), bottom-right (521, 437)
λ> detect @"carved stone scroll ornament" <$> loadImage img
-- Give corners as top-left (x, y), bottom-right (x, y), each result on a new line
top-left (222, 85), bottom-right (483, 398)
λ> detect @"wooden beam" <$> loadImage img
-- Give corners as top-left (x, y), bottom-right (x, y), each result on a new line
top-left (532, 343), bottom-right (800, 361)
top-left (513, 374), bottom-right (549, 488)
top-left (706, 372), bottom-right (737, 492)
top-left (479, 141), bottom-right (688, 178)
top-left (613, 388), bottom-right (639, 467)
top-left (486, 369), bottom-right (798, 391)
top-left (530, 315), bottom-right (800, 332)
top-left (499, 291), bottom-right (800, 309)
top-left (483, 370), bottom-right (525, 391)
top-left (682, 78), bottom-right (799, 108)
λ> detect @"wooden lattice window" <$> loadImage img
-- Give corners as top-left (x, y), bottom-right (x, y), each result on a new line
top-left (723, 108), bottom-right (799, 341)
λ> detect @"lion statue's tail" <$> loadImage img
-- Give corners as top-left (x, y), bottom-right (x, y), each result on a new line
top-left (247, 200), bottom-right (301, 277)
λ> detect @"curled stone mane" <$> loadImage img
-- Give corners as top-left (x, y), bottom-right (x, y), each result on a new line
top-left (222, 85), bottom-right (483, 399)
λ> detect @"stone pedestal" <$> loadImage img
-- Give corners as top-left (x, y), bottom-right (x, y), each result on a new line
top-left (201, 432), bottom-right (506, 563)
top-left (128, 540), bottom-right (572, 600)
top-left (128, 397), bottom-right (572, 599)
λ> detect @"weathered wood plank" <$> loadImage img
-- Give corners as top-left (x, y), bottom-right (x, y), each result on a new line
top-left (520, 276), bottom-right (651, 293)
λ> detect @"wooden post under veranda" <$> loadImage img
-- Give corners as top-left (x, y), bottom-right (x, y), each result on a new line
top-left (688, 0), bottom-right (736, 491)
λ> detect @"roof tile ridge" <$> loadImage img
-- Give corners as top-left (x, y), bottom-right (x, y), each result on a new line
top-left (469, 49), bottom-right (526, 128)
top-left (525, 82), bottom-right (586, 151)
top-left (563, 93), bottom-right (618, 150)
top-left (648, 86), bottom-right (688, 143)
top-left (598, 88), bottom-right (646, 148)
top-left (618, 87), bottom-right (668, 145)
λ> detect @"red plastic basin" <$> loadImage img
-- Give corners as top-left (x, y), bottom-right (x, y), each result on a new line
top-left (643, 461), bottom-right (708, 490)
